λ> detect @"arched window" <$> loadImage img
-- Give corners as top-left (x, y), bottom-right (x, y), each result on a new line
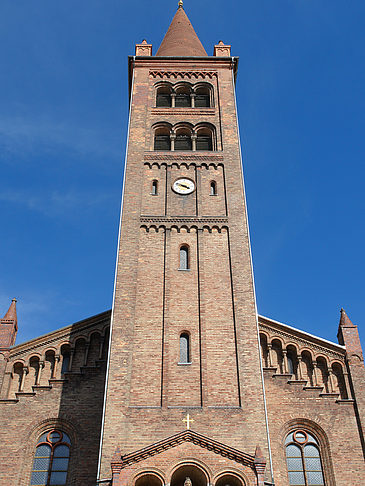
top-left (30, 430), bottom-right (71, 485)
top-left (175, 128), bottom-right (192, 151)
top-left (151, 180), bottom-right (158, 195)
top-left (154, 126), bottom-right (171, 151)
top-left (285, 430), bottom-right (325, 486)
top-left (195, 86), bottom-right (211, 107)
top-left (156, 86), bottom-right (172, 107)
top-left (179, 246), bottom-right (189, 270)
top-left (175, 86), bottom-right (191, 107)
top-left (179, 333), bottom-right (190, 363)
top-left (196, 128), bottom-right (213, 151)
top-left (210, 181), bottom-right (217, 195)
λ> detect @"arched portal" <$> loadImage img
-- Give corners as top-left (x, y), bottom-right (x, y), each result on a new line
top-left (171, 465), bottom-right (208, 486)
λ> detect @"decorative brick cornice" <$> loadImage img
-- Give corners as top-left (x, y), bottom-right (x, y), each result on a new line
top-left (113, 430), bottom-right (255, 469)
top-left (150, 71), bottom-right (217, 80)
top-left (151, 108), bottom-right (215, 116)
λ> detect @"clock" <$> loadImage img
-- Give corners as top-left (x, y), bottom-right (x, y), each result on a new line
top-left (172, 178), bottom-right (195, 195)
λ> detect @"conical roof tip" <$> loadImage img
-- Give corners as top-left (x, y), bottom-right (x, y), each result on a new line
top-left (3, 298), bottom-right (17, 322)
top-left (340, 308), bottom-right (354, 327)
top-left (156, 5), bottom-right (207, 57)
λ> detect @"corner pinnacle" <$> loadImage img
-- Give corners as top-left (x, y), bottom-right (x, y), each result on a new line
top-left (340, 308), bottom-right (355, 327)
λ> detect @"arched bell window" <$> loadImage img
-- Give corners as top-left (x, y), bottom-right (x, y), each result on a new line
top-left (196, 127), bottom-right (213, 151)
top-left (285, 430), bottom-right (325, 485)
top-left (175, 85), bottom-right (192, 107)
top-left (179, 333), bottom-right (191, 363)
top-left (154, 126), bottom-right (171, 151)
top-left (175, 128), bottom-right (193, 151)
top-left (179, 245), bottom-right (189, 270)
top-left (156, 86), bottom-right (172, 107)
top-left (30, 430), bottom-right (71, 485)
top-left (195, 86), bottom-right (211, 107)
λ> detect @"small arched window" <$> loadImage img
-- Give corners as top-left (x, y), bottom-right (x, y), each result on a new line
top-left (30, 430), bottom-right (71, 485)
top-left (151, 180), bottom-right (158, 195)
top-left (210, 181), bottom-right (217, 195)
top-left (285, 430), bottom-right (325, 485)
top-left (179, 246), bottom-right (189, 270)
top-left (179, 333), bottom-right (190, 363)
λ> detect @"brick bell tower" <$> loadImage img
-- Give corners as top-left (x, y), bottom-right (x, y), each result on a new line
top-left (99, 4), bottom-right (271, 486)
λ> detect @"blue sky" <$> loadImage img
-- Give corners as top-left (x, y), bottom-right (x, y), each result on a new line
top-left (1, 0), bottom-right (364, 347)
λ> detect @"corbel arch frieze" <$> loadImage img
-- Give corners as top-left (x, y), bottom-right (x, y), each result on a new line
top-left (144, 161), bottom-right (222, 170)
top-left (140, 219), bottom-right (228, 234)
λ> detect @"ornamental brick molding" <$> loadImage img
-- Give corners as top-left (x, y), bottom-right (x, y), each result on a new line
top-left (112, 430), bottom-right (257, 469)
top-left (150, 71), bottom-right (218, 80)
top-left (144, 153), bottom-right (224, 162)
top-left (151, 109), bottom-right (215, 117)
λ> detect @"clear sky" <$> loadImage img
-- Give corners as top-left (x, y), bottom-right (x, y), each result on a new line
top-left (1, 0), bottom-right (364, 347)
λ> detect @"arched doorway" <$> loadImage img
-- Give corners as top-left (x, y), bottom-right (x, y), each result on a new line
top-left (171, 465), bottom-right (208, 486)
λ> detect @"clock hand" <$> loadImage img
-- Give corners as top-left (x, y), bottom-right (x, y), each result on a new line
top-left (178, 183), bottom-right (190, 189)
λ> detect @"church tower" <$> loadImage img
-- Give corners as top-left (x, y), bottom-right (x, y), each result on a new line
top-left (99, 4), bottom-right (270, 485)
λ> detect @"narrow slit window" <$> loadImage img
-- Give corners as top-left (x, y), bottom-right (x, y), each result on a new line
top-left (151, 180), bottom-right (158, 195)
top-left (61, 354), bottom-right (70, 374)
top-left (179, 246), bottom-right (189, 270)
top-left (210, 181), bottom-right (217, 195)
top-left (179, 333), bottom-right (190, 363)
top-left (287, 355), bottom-right (294, 375)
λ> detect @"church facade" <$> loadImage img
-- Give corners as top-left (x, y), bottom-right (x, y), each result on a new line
top-left (0, 5), bottom-right (364, 486)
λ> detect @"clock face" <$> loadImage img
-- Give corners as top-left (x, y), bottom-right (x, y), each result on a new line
top-left (172, 178), bottom-right (195, 195)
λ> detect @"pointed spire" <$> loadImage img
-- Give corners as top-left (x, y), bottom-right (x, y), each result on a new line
top-left (156, 5), bottom-right (207, 57)
top-left (3, 298), bottom-right (17, 323)
top-left (340, 308), bottom-right (355, 327)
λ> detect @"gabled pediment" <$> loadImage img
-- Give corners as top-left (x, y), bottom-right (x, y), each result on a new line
top-left (113, 430), bottom-right (257, 469)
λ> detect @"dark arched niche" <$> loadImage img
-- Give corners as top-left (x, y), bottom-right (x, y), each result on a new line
top-left (171, 465), bottom-right (208, 486)
top-left (215, 474), bottom-right (244, 486)
top-left (135, 473), bottom-right (163, 486)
